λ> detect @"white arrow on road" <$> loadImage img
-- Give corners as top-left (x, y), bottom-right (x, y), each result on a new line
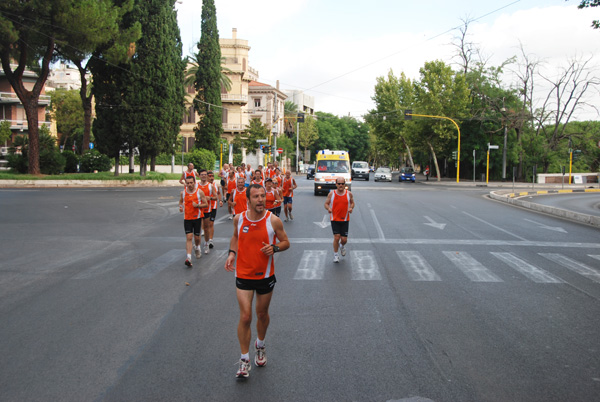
top-left (423, 216), bottom-right (446, 230)
top-left (524, 219), bottom-right (567, 233)
top-left (314, 214), bottom-right (331, 229)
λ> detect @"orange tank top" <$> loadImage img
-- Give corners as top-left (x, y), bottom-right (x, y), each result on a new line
top-left (231, 188), bottom-right (247, 215)
top-left (210, 182), bottom-right (218, 209)
top-left (235, 211), bottom-right (277, 280)
top-left (182, 186), bottom-right (204, 220)
top-left (227, 178), bottom-right (236, 194)
top-left (252, 179), bottom-right (264, 187)
top-left (198, 182), bottom-right (213, 214)
top-left (330, 190), bottom-right (350, 222)
top-left (265, 189), bottom-right (276, 210)
top-left (282, 177), bottom-right (294, 197)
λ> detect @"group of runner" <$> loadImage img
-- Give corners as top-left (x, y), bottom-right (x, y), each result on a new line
top-left (178, 161), bottom-right (354, 379)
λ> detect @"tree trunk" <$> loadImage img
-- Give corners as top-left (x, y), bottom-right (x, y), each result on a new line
top-left (23, 101), bottom-right (41, 174)
top-left (150, 155), bottom-right (156, 172)
top-left (114, 156), bottom-right (120, 177)
top-left (428, 141), bottom-right (441, 181)
top-left (77, 63), bottom-right (92, 152)
top-left (404, 143), bottom-right (415, 170)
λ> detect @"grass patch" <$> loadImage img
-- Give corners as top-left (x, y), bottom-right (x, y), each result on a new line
top-left (0, 171), bottom-right (181, 182)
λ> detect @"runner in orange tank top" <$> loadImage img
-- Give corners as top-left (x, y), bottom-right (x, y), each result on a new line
top-left (197, 169), bottom-right (216, 254)
top-left (226, 171), bottom-right (237, 220)
top-left (229, 177), bottom-right (248, 216)
top-left (281, 170), bottom-right (297, 222)
top-left (324, 177), bottom-right (355, 263)
top-left (178, 175), bottom-right (209, 267)
top-left (225, 184), bottom-right (290, 379)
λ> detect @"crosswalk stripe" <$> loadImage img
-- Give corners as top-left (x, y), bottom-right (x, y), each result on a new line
top-left (539, 253), bottom-right (600, 284)
top-left (125, 249), bottom-right (181, 279)
top-left (294, 250), bottom-right (327, 280)
top-left (396, 251), bottom-right (441, 281)
top-left (350, 250), bottom-right (381, 280)
top-left (589, 255), bottom-right (600, 262)
top-left (490, 252), bottom-right (563, 283)
top-left (442, 251), bottom-right (503, 282)
top-left (199, 249), bottom-right (228, 276)
top-left (73, 250), bottom-right (137, 279)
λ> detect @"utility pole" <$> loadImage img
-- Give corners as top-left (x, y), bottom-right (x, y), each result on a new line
top-left (501, 99), bottom-right (507, 181)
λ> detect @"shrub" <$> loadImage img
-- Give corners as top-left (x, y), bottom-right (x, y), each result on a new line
top-left (79, 149), bottom-right (112, 173)
top-left (6, 153), bottom-right (28, 173)
top-left (62, 150), bottom-right (79, 173)
top-left (40, 149), bottom-right (66, 175)
top-left (187, 148), bottom-right (216, 171)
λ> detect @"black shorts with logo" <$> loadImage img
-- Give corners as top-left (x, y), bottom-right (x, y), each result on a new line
top-left (331, 220), bottom-right (349, 237)
top-left (203, 209), bottom-right (217, 222)
top-left (184, 219), bottom-right (202, 236)
top-left (236, 275), bottom-right (277, 295)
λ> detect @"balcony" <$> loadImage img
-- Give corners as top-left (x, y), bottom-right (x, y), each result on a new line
top-left (1, 119), bottom-right (52, 131)
top-left (0, 92), bottom-right (51, 105)
top-left (222, 123), bottom-right (247, 132)
top-left (221, 93), bottom-right (248, 103)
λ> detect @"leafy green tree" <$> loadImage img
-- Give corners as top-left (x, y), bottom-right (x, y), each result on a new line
top-left (193, 0), bottom-right (223, 155)
top-left (184, 55), bottom-right (232, 94)
top-left (299, 114), bottom-right (319, 155)
top-left (233, 117), bottom-right (269, 151)
top-left (412, 60), bottom-right (470, 180)
top-left (0, 120), bottom-right (11, 145)
top-left (49, 89), bottom-right (85, 149)
top-left (55, 0), bottom-right (141, 152)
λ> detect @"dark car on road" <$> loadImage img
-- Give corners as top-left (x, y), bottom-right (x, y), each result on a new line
top-left (400, 167), bottom-right (416, 182)
top-left (306, 165), bottom-right (315, 179)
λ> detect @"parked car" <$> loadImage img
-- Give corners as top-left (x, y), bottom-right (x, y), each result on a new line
top-left (374, 167), bottom-right (392, 182)
top-left (351, 161), bottom-right (370, 181)
top-left (306, 165), bottom-right (315, 179)
top-left (399, 167), bottom-right (416, 182)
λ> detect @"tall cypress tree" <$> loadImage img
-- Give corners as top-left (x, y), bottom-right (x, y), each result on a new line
top-left (120, 0), bottom-right (185, 175)
top-left (193, 0), bottom-right (222, 155)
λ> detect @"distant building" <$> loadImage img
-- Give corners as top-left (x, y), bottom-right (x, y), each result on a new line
top-left (284, 90), bottom-right (314, 116)
top-left (0, 64), bottom-right (53, 148)
top-left (46, 62), bottom-right (87, 91)
top-left (248, 80), bottom-right (287, 137)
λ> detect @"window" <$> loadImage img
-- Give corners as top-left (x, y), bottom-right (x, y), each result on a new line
top-left (222, 108), bottom-right (228, 123)
top-left (254, 98), bottom-right (261, 108)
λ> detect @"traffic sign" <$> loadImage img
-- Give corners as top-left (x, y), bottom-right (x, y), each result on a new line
top-left (257, 139), bottom-right (268, 143)
top-left (277, 148), bottom-right (283, 154)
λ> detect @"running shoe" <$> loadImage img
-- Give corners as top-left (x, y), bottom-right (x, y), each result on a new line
top-left (236, 359), bottom-right (251, 378)
top-left (255, 341), bottom-right (267, 367)
top-left (228, 215), bottom-right (234, 220)
top-left (204, 243), bottom-right (210, 254)
top-left (340, 244), bottom-right (346, 257)
top-left (289, 212), bottom-right (294, 220)
top-left (209, 239), bottom-right (214, 249)
top-left (185, 258), bottom-right (192, 267)
top-left (284, 217), bottom-right (288, 222)
top-left (333, 254), bottom-right (340, 263)
top-left (194, 246), bottom-right (201, 259)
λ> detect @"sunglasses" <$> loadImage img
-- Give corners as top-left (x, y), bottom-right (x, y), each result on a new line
top-left (336, 183), bottom-right (345, 185)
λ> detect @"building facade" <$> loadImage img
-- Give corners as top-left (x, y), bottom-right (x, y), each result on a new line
top-left (0, 65), bottom-right (52, 149)
top-left (248, 80), bottom-right (287, 137)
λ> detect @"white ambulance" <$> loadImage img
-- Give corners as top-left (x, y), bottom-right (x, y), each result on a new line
top-left (313, 149), bottom-right (352, 195)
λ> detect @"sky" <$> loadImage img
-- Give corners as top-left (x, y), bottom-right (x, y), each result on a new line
top-left (176, 0), bottom-right (600, 121)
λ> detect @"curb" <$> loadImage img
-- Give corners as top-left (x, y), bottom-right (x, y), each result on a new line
top-left (0, 180), bottom-right (182, 188)
top-left (489, 190), bottom-right (600, 228)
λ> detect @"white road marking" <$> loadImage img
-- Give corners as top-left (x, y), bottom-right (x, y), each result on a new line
top-left (294, 250), bottom-right (327, 280)
top-left (73, 250), bottom-right (137, 279)
top-left (313, 214), bottom-right (331, 229)
top-left (523, 219), bottom-right (567, 233)
top-left (463, 211), bottom-right (528, 241)
top-left (370, 209), bottom-right (385, 240)
top-left (443, 251), bottom-right (503, 282)
top-left (350, 250), bottom-right (381, 280)
top-left (199, 250), bottom-right (228, 276)
top-left (491, 252), bottom-right (563, 283)
top-left (125, 249), bottom-right (182, 279)
top-left (539, 253), bottom-right (600, 283)
top-left (396, 251), bottom-right (441, 281)
top-left (423, 216), bottom-right (446, 230)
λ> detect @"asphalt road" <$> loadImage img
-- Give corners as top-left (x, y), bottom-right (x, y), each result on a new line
top-left (1, 178), bottom-right (599, 402)
top-left (528, 192), bottom-right (600, 216)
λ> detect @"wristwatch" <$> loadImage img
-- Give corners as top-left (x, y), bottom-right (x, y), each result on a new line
top-left (272, 244), bottom-right (280, 253)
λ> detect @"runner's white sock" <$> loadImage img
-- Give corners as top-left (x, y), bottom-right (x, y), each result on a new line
top-left (187, 253), bottom-right (192, 259)
top-left (256, 338), bottom-right (265, 348)
top-left (241, 353), bottom-right (249, 361)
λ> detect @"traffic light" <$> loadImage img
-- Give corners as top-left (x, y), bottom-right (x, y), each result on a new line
top-left (404, 109), bottom-right (412, 120)
top-left (263, 145), bottom-right (270, 153)
top-left (297, 112), bottom-right (305, 123)
top-left (452, 151), bottom-right (458, 160)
